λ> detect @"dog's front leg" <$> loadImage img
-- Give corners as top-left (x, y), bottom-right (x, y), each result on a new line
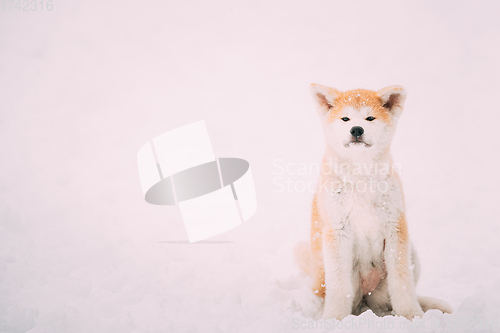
top-left (321, 223), bottom-right (354, 320)
top-left (385, 215), bottom-right (423, 319)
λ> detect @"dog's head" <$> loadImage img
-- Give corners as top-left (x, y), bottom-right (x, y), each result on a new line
top-left (310, 84), bottom-right (406, 159)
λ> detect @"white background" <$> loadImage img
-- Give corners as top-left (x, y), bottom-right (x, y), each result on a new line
top-left (1, 1), bottom-right (499, 332)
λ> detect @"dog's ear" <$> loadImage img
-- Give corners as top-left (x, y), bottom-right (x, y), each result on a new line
top-left (377, 86), bottom-right (407, 118)
top-left (310, 83), bottom-right (340, 117)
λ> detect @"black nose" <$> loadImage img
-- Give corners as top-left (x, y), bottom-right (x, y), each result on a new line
top-left (350, 126), bottom-right (364, 138)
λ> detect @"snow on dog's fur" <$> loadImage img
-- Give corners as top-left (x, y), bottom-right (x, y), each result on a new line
top-left (294, 84), bottom-right (452, 320)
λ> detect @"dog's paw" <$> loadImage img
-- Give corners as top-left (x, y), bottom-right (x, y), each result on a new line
top-left (322, 311), bottom-right (349, 321)
top-left (398, 309), bottom-right (424, 321)
top-left (321, 304), bottom-right (351, 320)
top-left (392, 294), bottom-right (424, 320)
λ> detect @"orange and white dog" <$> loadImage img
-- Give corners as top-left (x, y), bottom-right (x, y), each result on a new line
top-left (294, 84), bottom-right (452, 320)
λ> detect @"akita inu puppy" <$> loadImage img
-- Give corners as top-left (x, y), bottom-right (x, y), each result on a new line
top-left (294, 84), bottom-right (452, 320)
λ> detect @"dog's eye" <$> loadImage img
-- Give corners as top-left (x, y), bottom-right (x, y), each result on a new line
top-left (341, 117), bottom-right (350, 122)
top-left (366, 116), bottom-right (375, 121)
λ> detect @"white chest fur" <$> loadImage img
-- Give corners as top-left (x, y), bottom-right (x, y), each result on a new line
top-left (320, 171), bottom-right (405, 275)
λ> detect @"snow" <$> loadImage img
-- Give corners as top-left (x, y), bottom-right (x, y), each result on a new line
top-left (1, 0), bottom-right (500, 332)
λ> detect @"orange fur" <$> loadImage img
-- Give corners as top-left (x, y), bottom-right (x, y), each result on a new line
top-left (311, 195), bottom-right (326, 297)
top-left (326, 89), bottom-right (392, 124)
top-left (395, 214), bottom-right (411, 278)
